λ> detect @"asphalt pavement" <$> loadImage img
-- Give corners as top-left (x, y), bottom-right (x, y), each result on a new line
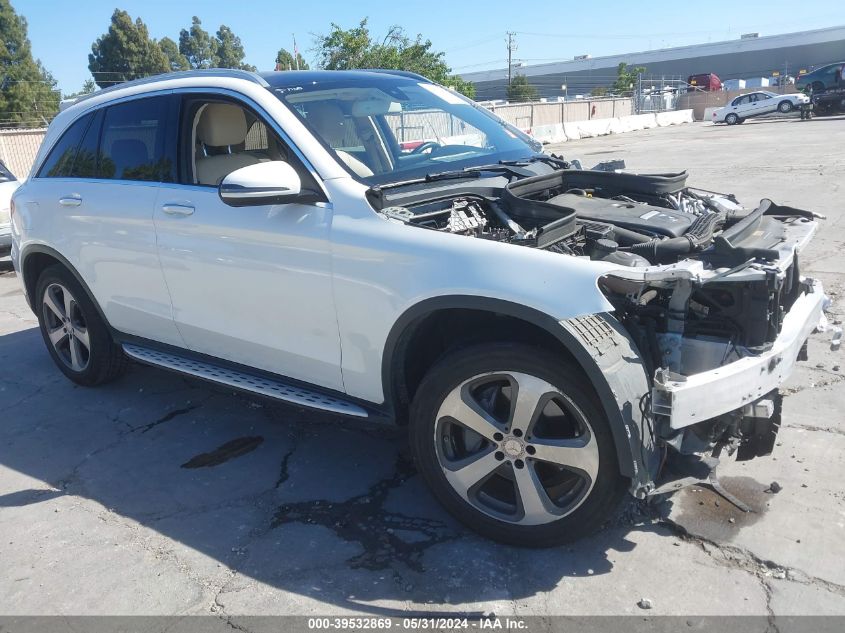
top-left (1, 115), bottom-right (844, 622)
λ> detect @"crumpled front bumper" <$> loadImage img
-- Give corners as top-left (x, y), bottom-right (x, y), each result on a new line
top-left (651, 278), bottom-right (826, 429)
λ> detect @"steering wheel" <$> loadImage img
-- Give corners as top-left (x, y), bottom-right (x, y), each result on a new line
top-left (410, 141), bottom-right (441, 155)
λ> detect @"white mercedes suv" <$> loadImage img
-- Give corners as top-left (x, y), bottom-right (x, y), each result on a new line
top-left (10, 69), bottom-right (826, 546)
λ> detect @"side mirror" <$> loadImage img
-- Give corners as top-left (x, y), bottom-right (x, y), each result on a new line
top-left (219, 161), bottom-right (302, 207)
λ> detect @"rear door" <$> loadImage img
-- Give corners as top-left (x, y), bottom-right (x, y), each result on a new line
top-left (29, 94), bottom-right (183, 346)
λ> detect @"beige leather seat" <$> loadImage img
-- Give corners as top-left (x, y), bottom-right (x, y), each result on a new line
top-left (195, 104), bottom-right (260, 185)
top-left (306, 102), bottom-right (373, 178)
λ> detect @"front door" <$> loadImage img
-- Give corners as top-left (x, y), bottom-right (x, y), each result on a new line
top-left (153, 94), bottom-right (343, 391)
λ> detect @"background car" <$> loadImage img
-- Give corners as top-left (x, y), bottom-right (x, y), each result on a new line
top-left (0, 160), bottom-right (20, 257)
top-left (712, 90), bottom-right (809, 125)
top-left (796, 62), bottom-right (845, 92)
top-left (687, 72), bottom-right (722, 92)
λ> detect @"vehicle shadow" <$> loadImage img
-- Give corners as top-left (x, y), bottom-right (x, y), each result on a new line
top-left (0, 325), bottom-right (670, 615)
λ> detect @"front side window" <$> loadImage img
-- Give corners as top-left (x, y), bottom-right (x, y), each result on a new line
top-left (272, 76), bottom-right (541, 185)
top-left (178, 96), bottom-right (326, 200)
top-left (37, 113), bottom-right (93, 178)
top-left (99, 97), bottom-right (173, 182)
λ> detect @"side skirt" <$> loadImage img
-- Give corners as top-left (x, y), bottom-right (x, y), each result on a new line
top-left (122, 343), bottom-right (373, 420)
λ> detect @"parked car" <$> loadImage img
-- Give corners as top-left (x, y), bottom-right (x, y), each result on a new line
top-left (0, 160), bottom-right (21, 257)
top-left (687, 73), bottom-right (722, 92)
top-left (712, 90), bottom-right (810, 124)
top-left (796, 62), bottom-right (845, 93)
top-left (11, 69), bottom-right (826, 546)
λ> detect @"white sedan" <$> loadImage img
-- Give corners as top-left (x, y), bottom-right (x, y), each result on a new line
top-left (0, 160), bottom-right (20, 257)
top-left (712, 90), bottom-right (810, 125)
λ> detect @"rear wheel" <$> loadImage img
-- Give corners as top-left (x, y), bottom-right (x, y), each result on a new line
top-left (409, 343), bottom-right (626, 547)
top-left (778, 100), bottom-right (793, 113)
top-left (35, 265), bottom-right (127, 386)
top-left (725, 113), bottom-right (739, 125)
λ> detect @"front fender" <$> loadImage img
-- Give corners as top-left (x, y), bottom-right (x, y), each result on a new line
top-left (558, 312), bottom-right (658, 496)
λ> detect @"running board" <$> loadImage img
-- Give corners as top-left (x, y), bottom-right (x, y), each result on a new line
top-left (122, 344), bottom-right (368, 418)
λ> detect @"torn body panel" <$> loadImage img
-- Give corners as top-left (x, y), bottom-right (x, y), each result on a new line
top-left (372, 163), bottom-right (827, 494)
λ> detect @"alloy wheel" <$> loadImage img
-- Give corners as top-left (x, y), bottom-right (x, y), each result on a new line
top-left (434, 371), bottom-right (599, 526)
top-left (42, 282), bottom-right (91, 372)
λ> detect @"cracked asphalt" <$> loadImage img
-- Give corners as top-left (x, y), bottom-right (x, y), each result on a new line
top-left (1, 116), bottom-right (844, 620)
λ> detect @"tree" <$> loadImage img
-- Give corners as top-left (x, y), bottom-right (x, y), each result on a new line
top-left (179, 16), bottom-right (216, 69)
top-left (506, 74), bottom-right (539, 102)
top-left (613, 62), bottom-right (645, 94)
top-left (590, 86), bottom-right (608, 97)
top-left (0, 0), bottom-right (60, 127)
top-left (275, 47), bottom-right (309, 71)
top-left (88, 10), bottom-right (169, 88)
top-left (158, 36), bottom-right (189, 72)
top-left (214, 25), bottom-right (255, 70)
top-left (63, 79), bottom-right (96, 100)
top-left (313, 19), bottom-right (474, 98)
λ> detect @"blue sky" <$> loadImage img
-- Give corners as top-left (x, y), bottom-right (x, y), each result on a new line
top-left (15, 0), bottom-right (844, 93)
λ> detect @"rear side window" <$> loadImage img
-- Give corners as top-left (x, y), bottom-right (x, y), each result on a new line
top-left (37, 113), bottom-right (93, 178)
top-left (99, 97), bottom-right (174, 182)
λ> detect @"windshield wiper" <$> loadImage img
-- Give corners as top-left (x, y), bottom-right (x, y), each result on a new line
top-left (498, 154), bottom-right (571, 170)
top-left (368, 163), bottom-right (531, 197)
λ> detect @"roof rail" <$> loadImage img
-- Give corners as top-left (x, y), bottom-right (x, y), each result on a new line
top-left (69, 69), bottom-right (270, 107)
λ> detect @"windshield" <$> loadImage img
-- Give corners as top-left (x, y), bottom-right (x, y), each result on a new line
top-left (271, 74), bottom-right (541, 185)
top-left (0, 160), bottom-right (15, 182)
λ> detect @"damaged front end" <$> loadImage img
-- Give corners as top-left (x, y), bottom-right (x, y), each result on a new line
top-left (370, 161), bottom-right (827, 497)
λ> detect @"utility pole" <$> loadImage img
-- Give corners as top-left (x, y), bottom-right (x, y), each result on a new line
top-left (506, 32), bottom-right (516, 87)
top-left (292, 34), bottom-right (300, 71)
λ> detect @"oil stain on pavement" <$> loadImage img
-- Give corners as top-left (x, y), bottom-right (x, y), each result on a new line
top-left (672, 476), bottom-right (770, 541)
top-left (181, 436), bottom-right (265, 468)
top-left (271, 454), bottom-right (461, 572)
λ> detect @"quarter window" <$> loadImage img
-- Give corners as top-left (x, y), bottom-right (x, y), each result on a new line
top-left (71, 110), bottom-right (103, 178)
top-left (37, 113), bottom-right (93, 178)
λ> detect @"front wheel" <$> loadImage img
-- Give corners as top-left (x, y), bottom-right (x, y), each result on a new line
top-left (409, 343), bottom-right (626, 547)
top-left (778, 100), bottom-right (793, 113)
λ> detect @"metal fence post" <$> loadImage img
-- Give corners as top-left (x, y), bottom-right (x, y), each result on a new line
top-left (636, 73), bottom-right (643, 114)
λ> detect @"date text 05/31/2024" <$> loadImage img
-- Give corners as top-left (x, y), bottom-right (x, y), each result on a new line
top-left (307, 617), bottom-right (529, 629)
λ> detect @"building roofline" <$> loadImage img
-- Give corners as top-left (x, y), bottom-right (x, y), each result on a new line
top-left (460, 25), bottom-right (845, 82)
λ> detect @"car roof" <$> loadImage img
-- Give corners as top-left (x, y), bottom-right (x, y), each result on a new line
top-left (259, 69), bottom-right (430, 88)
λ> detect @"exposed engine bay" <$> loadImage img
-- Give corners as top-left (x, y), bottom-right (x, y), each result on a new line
top-left (370, 161), bottom-right (824, 470)
top-left (375, 167), bottom-right (809, 270)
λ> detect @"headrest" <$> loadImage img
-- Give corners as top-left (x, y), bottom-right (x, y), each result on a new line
top-left (197, 103), bottom-right (248, 147)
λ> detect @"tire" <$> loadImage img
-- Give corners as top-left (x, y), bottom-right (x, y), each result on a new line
top-left (35, 264), bottom-right (127, 386)
top-left (778, 100), bottom-right (793, 113)
top-left (409, 342), bottom-right (627, 547)
top-left (725, 113), bottom-right (739, 125)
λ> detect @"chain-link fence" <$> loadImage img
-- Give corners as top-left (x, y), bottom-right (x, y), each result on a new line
top-left (0, 127), bottom-right (47, 180)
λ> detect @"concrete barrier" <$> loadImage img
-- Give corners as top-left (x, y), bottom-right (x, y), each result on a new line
top-left (532, 109), bottom-right (692, 144)
top-left (617, 113), bottom-right (658, 132)
top-left (703, 107), bottom-right (720, 123)
top-left (532, 123), bottom-right (567, 144)
top-left (655, 109), bottom-right (694, 126)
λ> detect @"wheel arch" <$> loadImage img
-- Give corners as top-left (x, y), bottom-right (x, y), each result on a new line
top-left (381, 296), bottom-right (658, 492)
top-left (20, 245), bottom-right (110, 328)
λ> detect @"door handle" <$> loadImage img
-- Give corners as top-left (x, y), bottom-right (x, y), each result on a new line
top-left (161, 203), bottom-right (195, 216)
top-left (59, 195), bottom-right (82, 207)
